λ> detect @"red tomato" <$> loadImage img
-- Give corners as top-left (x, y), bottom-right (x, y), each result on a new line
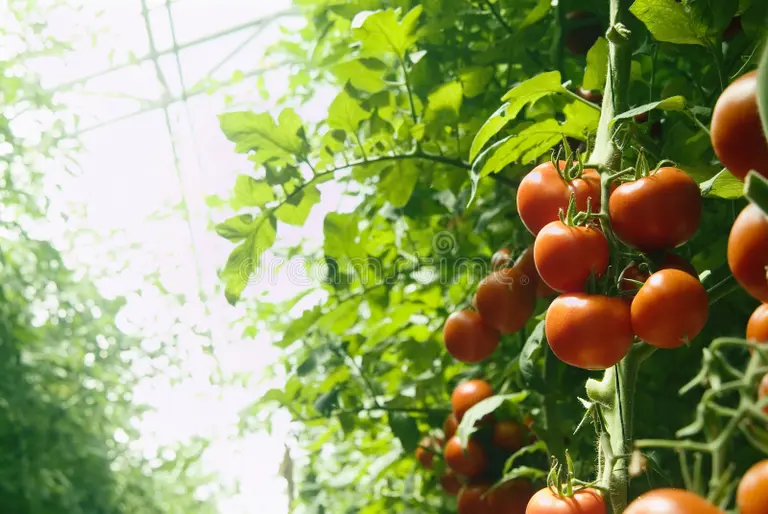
top-left (565, 11), bottom-right (602, 56)
top-left (493, 420), bottom-right (526, 453)
top-left (514, 245), bottom-right (558, 298)
top-left (444, 436), bottom-right (487, 477)
top-left (475, 267), bottom-right (537, 334)
top-left (620, 253), bottom-right (698, 302)
top-left (452, 380), bottom-right (495, 421)
top-left (440, 470), bottom-right (463, 496)
top-left (443, 310), bottom-right (500, 363)
top-left (526, 487), bottom-right (606, 514)
top-left (488, 480), bottom-right (535, 513)
top-left (545, 293), bottom-right (634, 369)
top-left (516, 161), bottom-right (601, 236)
top-left (748, 304), bottom-right (768, 343)
top-left (608, 167), bottom-right (702, 251)
top-left (534, 222), bottom-right (609, 293)
top-left (728, 204), bottom-right (768, 303)
top-left (631, 269), bottom-right (709, 349)
top-left (625, 488), bottom-right (722, 514)
top-left (711, 70), bottom-right (768, 181)
top-left (738, 460), bottom-right (768, 514)
top-left (415, 436), bottom-right (437, 469)
top-left (458, 483), bottom-right (492, 514)
top-left (444, 413), bottom-right (459, 440)
top-left (491, 248), bottom-right (512, 270)
top-left (759, 374), bottom-right (768, 415)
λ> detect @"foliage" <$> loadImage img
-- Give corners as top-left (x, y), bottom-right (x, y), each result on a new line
top-left (0, 2), bottom-right (217, 513)
top-left (215, 0), bottom-right (768, 512)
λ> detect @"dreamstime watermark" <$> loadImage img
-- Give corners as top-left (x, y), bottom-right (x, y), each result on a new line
top-left (235, 231), bottom-right (535, 290)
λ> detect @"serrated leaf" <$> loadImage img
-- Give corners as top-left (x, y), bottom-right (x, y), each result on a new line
top-left (332, 59), bottom-right (386, 93)
top-left (583, 38), bottom-right (608, 91)
top-left (425, 81), bottom-right (463, 124)
top-left (519, 321), bottom-right (546, 390)
top-left (459, 67), bottom-right (494, 98)
top-left (327, 90), bottom-right (372, 133)
top-left (470, 71), bottom-right (564, 162)
top-left (700, 169), bottom-right (744, 199)
top-left (629, 0), bottom-right (706, 46)
top-left (221, 216), bottom-right (276, 305)
top-left (275, 185), bottom-right (321, 226)
top-left (352, 6), bottom-right (423, 60)
top-left (473, 119), bottom-right (562, 178)
top-left (233, 175), bottom-right (275, 207)
top-left (218, 108), bottom-right (307, 165)
top-left (215, 214), bottom-right (256, 242)
top-left (379, 159), bottom-right (419, 207)
top-left (457, 393), bottom-right (528, 448)
top-left (388, 412), bottom-right (420, 452)
top-left (612, 96), bottom-right (687, 124)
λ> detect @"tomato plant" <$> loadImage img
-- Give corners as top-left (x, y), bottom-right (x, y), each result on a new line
top-left (492, 420), bottom-right (526, 453)
top-left (631, 269), bottom-right (709, 349)
top-left (711, 70), bottom-right (768, 180)
top-left (457, 483), bottom-right (491, 514)
top-left (451, 380), bottom-right (495, 421)
top-left (526, 487), bottom-right (606, 514)
top-left (624, 489), bottom-right (722, 514)
top-left (441, 470), bottom-right (462, 497)
top-left (533, 221), bottom-right (609, 293)
top-left (517, 161), bottom-right (601, 236)
top-left (487, 480), bottom-right (534, 512)
top-left (609, 167), bottom-right (702, 252)
top-left (443, 310), bottom-right (500, 363)
top-left (445, 436), bottom-right (487, 477)
top-left (474, 267), bottom-right (536, 334)
top-left (545, 293), bottom-right (633, 369)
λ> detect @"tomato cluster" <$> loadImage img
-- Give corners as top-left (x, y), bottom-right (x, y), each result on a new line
top-left (414, 379), bottom-right (538, 512)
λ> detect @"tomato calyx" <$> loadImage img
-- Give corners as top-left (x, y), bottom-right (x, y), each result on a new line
top-left (545, 451), bottom-right (605, 501)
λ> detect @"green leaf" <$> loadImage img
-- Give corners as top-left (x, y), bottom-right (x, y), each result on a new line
top-left (758, 42), bottom-right (768, 141)
top-left (520, 0), bottom-right (551, 28)
top-left (629, 0), bottom-right (706, 46)
top-left (275, 185), bottom-right (321, 226)
top-left (388, 412), bottom-right (420, 452)
top-left (745, 172), bottom-right (768, 218)
top-left (700, 169), bottom-right (744, 199)
top-left (470, 71), bottom-right (564, 162)
top-left (519, 321), bottom-right (546, 390)
top-left (279, 306), bottom-right (323, 348)
top-left (425, 81), bottom-right (463, 124)
top-left (233, 175), bottom-right (275, 207)
top-left (459, 67), bottom-right (495, 99)
top-left (583, 38), bottom-right (608, 91)
top-left (215, 214), bottom-right (256, 242)
top-left (379, 160), bottom-right (419, 207)
top-left (218, 108), bottom-right (307, 165)
top-left (317, 298), bottom-right (361, 334)
top-left (612, 96), bottom-right (687, 124)
top-left (472, 119), bottom-right (562, 178)
top-left (221, 215), bottom-right (277, 305)
top-left (352, 6), bottom-right (423, 60)
top-left (457, 393), bottom-right (528, 448)
top-left (313, 387), bottom-right (340, 416)
top-left (332, 59), bottom-right (386, 93)
top-left (327, 90), bottom-right (372, 133)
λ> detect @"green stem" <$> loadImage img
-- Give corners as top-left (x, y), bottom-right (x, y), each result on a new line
top-left (398, 56), bottom-right (419, 125)
top-left (745, 171), bottom-right (768, 217)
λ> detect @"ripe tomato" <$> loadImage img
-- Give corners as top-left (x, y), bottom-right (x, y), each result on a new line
top-left (452, 380), bottom-right (495, 421)
top-left (443, 310), bottom-right (500, 363)
top-left (475, 267), bottom-right (537, 334)
top-left (545, 294), bottom-right (633, 369)
top-left (631, 269), bottom-right (709, 349)
top-left (565, 11), bottom-right (602, 56)
top-left (625, 488), bottom-right (722, 514)
top-left (444, 436), bottom-right (487, 477)
top-left (728, 204), bottom-right (768, 303)
top-left (526, 487), bottom-right (606, 514)
top-left (620, 253), bottom-right (698, 302)
top-left (415, 436), bottom-right (437, 469)
top-left (440, 470), bottom-right (463, 496)
top-left (514, 245), bottom-right (558, 298)
top-left (458, 483), bottom-right (492, 514)
top-left (534, 222), bottom-right (609, 293)
top-left (759, 373), bottom-right (768, 415)
top-left (711, 70), bottom-right (768, 180)
top-left (488, 480), bottom-right (535, 512)
top-left (493, 420), bottom-right (526, 453)
top-left (738, 460), bottom-right (768, 514)
top-left (491, 248), bottom-right (512, 270)
top-left (608, 167), bottom-right (702, 251)
top-left (516, 161), bottom-right (601, 235)
top-left (444, 413), bottom-right (459, 440)
top-left (748, 304), bottom-right (768, 343)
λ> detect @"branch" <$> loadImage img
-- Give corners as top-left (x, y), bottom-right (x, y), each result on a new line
top-left (484, 0), bottom-right (515, 37)
top-left (293, 405), bottom-right (451, 423)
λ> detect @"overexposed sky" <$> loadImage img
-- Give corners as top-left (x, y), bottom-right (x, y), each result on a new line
top-left (13, 0), bottom-right (345, 512)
